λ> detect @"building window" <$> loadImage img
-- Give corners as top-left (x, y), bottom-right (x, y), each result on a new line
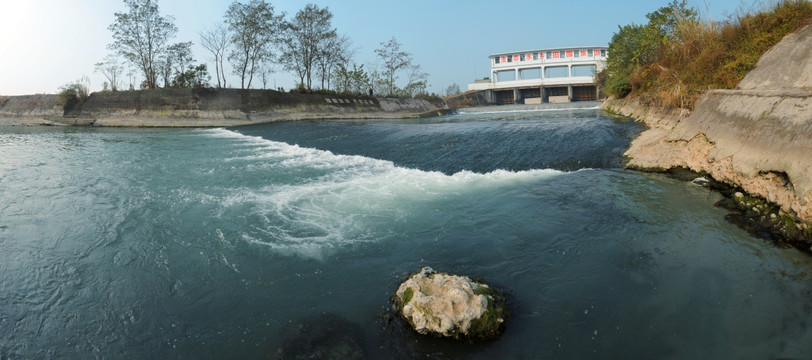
top-left (587, 49), bottom-right (593, 57)
top-left (545, 66), bottom-right (569, 78)
top-left (572, 64), bottom-right (597, 77)
top-left (494, 57), bottom-right (500, 64)
top-left (496, 69), bottom-right (516, 82)
top-left (507, 56), bottom-right (512, 63)
top-left (574, 50), bottom-right (580, 58)
top-left (601, 49), bottom-right (606, 57)
top-left (519, 68), bottom-right (542, 80)
top-left (546, 51), bottom-right (552, 59)
top-left (546, 87), bottom-right (568, 96)
top-left (559, 51), bottom-right (566, 58)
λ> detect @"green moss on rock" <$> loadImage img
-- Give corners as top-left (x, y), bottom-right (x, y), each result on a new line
top-left (467, 285), bottom-right (508, 341)
top-left (402, 287), bottom-right (414, 305)
top-left (391, 267), bottom-right (508, 342)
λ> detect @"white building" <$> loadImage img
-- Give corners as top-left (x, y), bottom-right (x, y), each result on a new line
top-left (468, 46), bottom-right (608, 104)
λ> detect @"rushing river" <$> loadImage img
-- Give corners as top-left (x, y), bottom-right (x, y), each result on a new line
top-left (1, 107), bottom-right (811, 359)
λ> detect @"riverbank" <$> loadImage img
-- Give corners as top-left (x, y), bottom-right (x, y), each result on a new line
top-left (603, 24), bottom-right (812, 250)
top-left (0, 88), bottom-right (448, 127)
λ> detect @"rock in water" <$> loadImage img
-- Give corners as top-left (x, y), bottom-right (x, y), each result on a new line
top-left (392, 267), bottom-right (507, 341)
top-left (275, 313), bottom-right (366, 360)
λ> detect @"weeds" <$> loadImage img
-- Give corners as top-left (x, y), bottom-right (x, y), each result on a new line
top-left (602, 0), bottom-right (812, 109)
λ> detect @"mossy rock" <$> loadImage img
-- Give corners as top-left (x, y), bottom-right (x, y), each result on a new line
top-left (391, 267), bottom-right (508, 342)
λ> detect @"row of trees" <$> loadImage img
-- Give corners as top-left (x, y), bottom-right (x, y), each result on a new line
top-left (331, 37), bottom-right (429, 97)
top-left (96, 0), bottom-right (430, 97)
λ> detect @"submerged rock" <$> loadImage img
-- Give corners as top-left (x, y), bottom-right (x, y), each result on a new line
top-left (274, 313), bottom-right (366, 360)
top-left (691, 176), bottom-right (710, 187)
top-left (392, 267), bottom-right (507, 341)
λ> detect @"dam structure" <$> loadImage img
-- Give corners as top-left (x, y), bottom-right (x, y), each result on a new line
top-left (468, 46), bottom-right (607, 105)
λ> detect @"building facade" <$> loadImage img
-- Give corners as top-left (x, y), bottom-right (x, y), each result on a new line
top-left (468, 46), bottom-right (608, 104)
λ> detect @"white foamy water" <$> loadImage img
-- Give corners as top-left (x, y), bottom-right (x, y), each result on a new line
top-left (3, 116), bottom-right (811, 360)
top-left (207, 128), bottom-right (565, 258)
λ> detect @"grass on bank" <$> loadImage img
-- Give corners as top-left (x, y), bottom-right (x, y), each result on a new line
top-left (599, 0), bottom-right (812, 109)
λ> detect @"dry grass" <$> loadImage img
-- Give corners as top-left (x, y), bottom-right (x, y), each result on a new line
top-left (631, 0), bottom-right (812, 109)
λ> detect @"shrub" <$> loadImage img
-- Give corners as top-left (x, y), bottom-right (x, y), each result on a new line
top-left (605, 0), bottom-right (812, 109)
top-left (58, 76), bottom-right (91, 112)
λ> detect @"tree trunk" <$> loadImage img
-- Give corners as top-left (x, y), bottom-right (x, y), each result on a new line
top-left (214, 62), bottom-right (221, 88)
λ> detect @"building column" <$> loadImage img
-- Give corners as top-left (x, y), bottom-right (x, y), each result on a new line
top-left (567, 85), bottom-right (573, 102)
top-left (540, 86), bottom-right (547, 103)
top-left (513, 88), bottom-right (520, 105)
top-left (486, 89), bottom-right (495, 105)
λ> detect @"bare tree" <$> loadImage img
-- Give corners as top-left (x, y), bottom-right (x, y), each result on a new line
top-left (259, 64), bottom-right (274, 89)
top-left (445, 83), bottom-right (461, 97)
top-left (126, 65), bottom-right (137, 90)
top-left (402, 64), bottom-right (429, 97)
top-left (225, 0), bottom-right (283, 89)
top-left (108, 0), bottom-right (178, 89)
top-left (170, 42), bottom-right (195, 75)
top-left (199, 23), bottom-right (230, 88)
top-left (374, 37), bottom-right (414, 96)
top-left (94, 54), bottom-right (125, 91)
top-left (157, 42), bottom-right (193, 88)
top-left (316, 35), bottom-right (353, 90)
top-left (280, 3), bottom-right (336, 91)
top-left (158, 53), bottom-right (173, 88)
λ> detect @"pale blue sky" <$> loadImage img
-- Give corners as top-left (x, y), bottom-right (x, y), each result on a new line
top-left (0, 0), bottom-right (758, 95)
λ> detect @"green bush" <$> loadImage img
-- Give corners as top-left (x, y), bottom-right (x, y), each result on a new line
top-left (58, 80), bottom-right (89, 112)
top-left (604, 0), bottom-right (812, 108)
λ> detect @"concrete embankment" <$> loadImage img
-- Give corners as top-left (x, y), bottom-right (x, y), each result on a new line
top-left (0, 94), bottom-right (65, 125)
top-left (457, 101), bottom-right (602, 114)
top-left (604, 24), bottom-right (812, 246)
top-left (0, 88), bottom-right (448, 127)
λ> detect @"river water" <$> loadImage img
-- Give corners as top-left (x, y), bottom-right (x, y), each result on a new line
top-left (1, 107), bottom-right (811, 359)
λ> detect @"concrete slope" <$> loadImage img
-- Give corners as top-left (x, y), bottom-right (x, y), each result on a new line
top-left (1, 88), bottom-right (446, 127)
top-left (0, 94), bottom-right (63, 119)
